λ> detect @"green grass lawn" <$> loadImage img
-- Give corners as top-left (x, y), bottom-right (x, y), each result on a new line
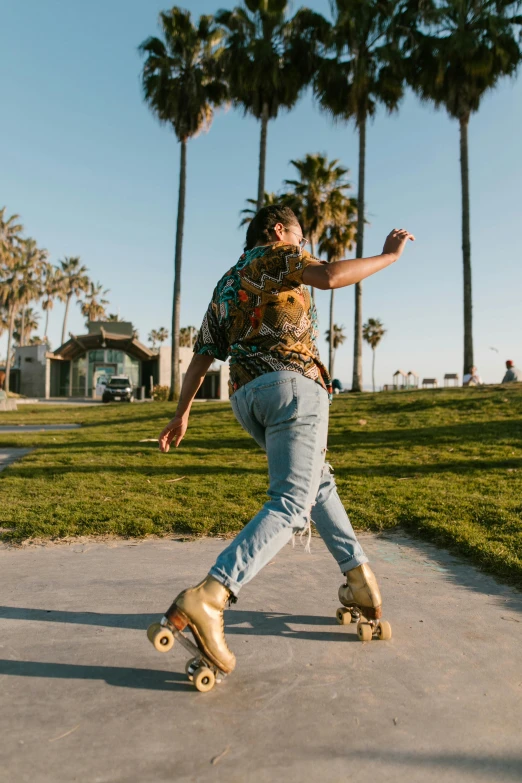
top-left (1, 385), bottom-right (521, 587)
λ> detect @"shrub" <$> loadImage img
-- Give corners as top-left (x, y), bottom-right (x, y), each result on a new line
top-left (152, 384), bottom-right (170, 402)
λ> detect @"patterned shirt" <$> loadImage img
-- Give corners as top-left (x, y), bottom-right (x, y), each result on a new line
top-left (193, 242), bottom-right (332, 396)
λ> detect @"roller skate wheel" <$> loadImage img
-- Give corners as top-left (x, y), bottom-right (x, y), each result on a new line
top-left (147, 624), bottom-right (175, 652)
top-left (193, 667), bottom-right (216, 693)
top-left (376, 620), bottom-right (392, 640)
top-left (357, 621), bottom-right (373, 642)
top-left (185, 657), bottom-right (200, 680)
top-left (336, 607), bottom-right (353, 625)
top-left (146, 622), bottom-right (162, 643)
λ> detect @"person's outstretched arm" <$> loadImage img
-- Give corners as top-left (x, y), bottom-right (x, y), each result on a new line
top-left (302, 228), bottom-right (415, 290)
top-left (158, 354), bottom-right (214, 452)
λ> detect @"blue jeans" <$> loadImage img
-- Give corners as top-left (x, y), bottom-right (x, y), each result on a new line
top-left (210, 371), bottom-right (368, 596)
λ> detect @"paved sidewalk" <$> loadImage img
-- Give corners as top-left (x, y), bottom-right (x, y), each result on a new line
top-left (0, 424), bottom-right (81, 433)
top-left (0, 534), bottom-right (520, 783)
top-left (0, 448), bottom-right (33, 473)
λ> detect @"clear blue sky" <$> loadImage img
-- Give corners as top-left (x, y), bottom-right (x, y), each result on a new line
top-left (1, 0), bottom-right (521, 387)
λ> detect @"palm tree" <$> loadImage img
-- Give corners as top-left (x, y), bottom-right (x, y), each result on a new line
top-left (107, 313), bottom-right (125, 322)
top-left (284, 154), bottom-right (352, 260)
top-left (0, 211), bottom-right (24, 392)
top-left (311, 0), bottom-right (404, 391)
top-left (319, 199), bottom-right (358, 375)
top-left (0, 208), bottom-right (23, 254)
top-left (148, 327), bottom-right (169, 350)
top-left (0, 251), bottom-right (41, 392)
top-left (17, 238), bottom-right (48, 347)
top-left (14, 307), bottom-right (40, 346)
top-left (216, 1), bottom-right (321, 210)
top-left (363, 317), bottom-right (387, 392)
top-left (403, 0), bottom-right (522, 376)
top-left (239, 192), bottom-right (283, 227)
top-left (57, 257), bottom-right (89, 345)
top-left (180, 326), bottom-right (197, 347)
top-left (325, 324), bottom-right (347, 379)
top-left (79, 281), bottom-right (110, 323)
top-left (140, 8), bottom-right (228, 399)
top-left (0, 261), bottom-right (22, 394)
top-left (41, 263), bottom-right (61, 342)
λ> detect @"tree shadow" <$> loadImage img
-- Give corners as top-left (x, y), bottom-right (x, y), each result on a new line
top-left (3, 463), bottom-right (265, 478)
top-left (322, 747), bottom-right (522, 781)
top-left (0, 436), bottom-right (255, 455)
top-left (375, 531), bottom-right (522, 606)
top-left (333, 457), bottom-right (522, 478)
top-left (327, 418), bottom-right (522, 449)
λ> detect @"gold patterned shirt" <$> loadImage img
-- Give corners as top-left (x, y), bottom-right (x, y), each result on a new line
top-left (194, 242), bottom-right (332, 396)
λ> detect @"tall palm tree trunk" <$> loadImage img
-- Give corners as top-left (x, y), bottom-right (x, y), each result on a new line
top-left (329, 289), bottom-right (335, 376)
top-left (44, 306), bottom-right (50, 340)
top-left (20, 308), bottom-right (26, 347)
top-left (257, 103), bottom-right (270, 211)
top-left (61, 294), bottom-right (72, 345)
top-left (372, 347), bottom-right (376, 393)
top-left (170, 139), bottom-right (187, 400)
top-left (4, 306), bottom-right (16, 394)
top-left (460, 115), bottom-right (473, 375)
top-left (352, 112), bottom-right (366, 392)
top-left (310, 237), bottom-right (316, 302)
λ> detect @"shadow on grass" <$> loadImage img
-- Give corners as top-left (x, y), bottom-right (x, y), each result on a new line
top-left (0, 437), bottom-right (255, 453)
top-left (80, 405), bottom-right (233, 431)
top-left (328, 418), bottom-right (522, 449)
top-left (3, 463), bottom-right (267, 478)
top-left (4, 457), bottom-right (521, 480)
top-left (3, 419), bottom-right (521, 458)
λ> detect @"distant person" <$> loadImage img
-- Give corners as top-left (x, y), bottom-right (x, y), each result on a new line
top-left (154, 206), bottom-right (414, 684)
top-left (332, 378), bottom-right (343, 394)
top-left (502, 360), bottom-right (521, 383)
top-left (463, 366), bottom-right (483, 386)
top-left (95, 377), bottom-right (108, 398)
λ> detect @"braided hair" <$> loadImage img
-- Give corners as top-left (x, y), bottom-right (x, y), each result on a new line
top-left (244, 205), bottom-right (299, 252)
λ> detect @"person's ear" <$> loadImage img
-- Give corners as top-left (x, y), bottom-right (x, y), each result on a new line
top-left (273, 222), bottom-right (285, 239)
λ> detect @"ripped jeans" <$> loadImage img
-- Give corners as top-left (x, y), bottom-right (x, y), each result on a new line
top-left (209, 371), bottom-right (368, 596)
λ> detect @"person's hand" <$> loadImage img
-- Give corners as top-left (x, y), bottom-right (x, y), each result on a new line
top-left (383, 228), bottom-right (415, 259)
top-left (158, 415), bottom-right (188, 452)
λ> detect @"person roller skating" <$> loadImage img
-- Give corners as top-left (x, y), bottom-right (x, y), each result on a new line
top-left (149, 206), bottom-right (414, 691)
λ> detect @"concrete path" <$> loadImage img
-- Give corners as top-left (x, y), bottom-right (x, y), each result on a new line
top-left (16, 399), bottom-right (103, 406)
top-left (0, 448), bottom-right (33, 473)
top-left (0, 424), bottom-right (81, 433)
top-left (0, 534), bottom-right (520, 783)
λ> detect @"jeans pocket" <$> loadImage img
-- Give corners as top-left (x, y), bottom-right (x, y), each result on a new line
top-left (252, 377), bottom-right (298, 427)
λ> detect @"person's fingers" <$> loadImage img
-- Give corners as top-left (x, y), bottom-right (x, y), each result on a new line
top-left (159, 429), bottom-right (172, 446)
top-left (159, 425), bottom-right (175, 452)
top-left (159, 436), bottom-right (170, 453)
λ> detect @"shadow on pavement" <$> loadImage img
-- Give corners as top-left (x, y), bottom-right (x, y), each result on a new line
top-left (330, 749), bottom-right (522, 782)
top-left (0, 606), bottom-right (358, 643)
top-left (374, 532), bottom-right (522, 606)
top-left (0, 660), bottom-right (190, 691)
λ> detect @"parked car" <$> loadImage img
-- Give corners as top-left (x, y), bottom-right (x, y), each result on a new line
top-left (102, 376), bottom-right (134, 403)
